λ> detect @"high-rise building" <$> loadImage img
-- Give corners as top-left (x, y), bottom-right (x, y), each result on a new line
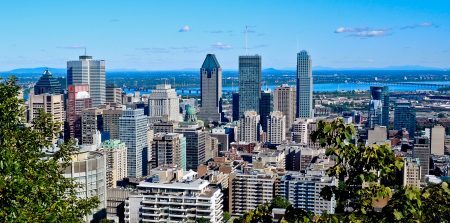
top-left (106, 85), bottom-right (122, 105)
top-left (431, 125), bottom-right (445, 156)
top-left (277, 172), bottom-right (336, 214)
top-left (367, 125), bottom-right (388, 145)
top-left (67, 55), bottom-right (106, 107)
top-left (34, 69), bottom-right (62, 95)
top-left (279, 144), bottom-right (323, 171)
top-left (259, 90), bottom-right (273, 132)
top-left (296, 51), bottom-right (313, 119)
top-left (102, 104), bottom-right (124, 140)
top-left (81, 108), bottom-right (103, 145)
top-left (267, 111), bottom-right (286, 145)
top-left (291, 118), bottom-right (313, 144)
top-left (125, 169), bottom-right (223, 223)
top-left (239, 55), bottom-right (262, 117)
top-left (151, 132), bottom-right (186, 170)
top-left (198, 54), bottom-right (223, 123)
top-left (63, 150), bottom-right (106, 222)
top-left (367, 86), bottom-right (389, 128)
top-left (403, 157), bottom-right (421, 188)
top-left (119, 109), bottom-right (148, 178)
top-left (148, 84), bottom-right (180, 122)
top-left (66, 84), bottom-right (92, 142)
top-left (238, 111), bottom-right (260, 143)
top-left (100, 140), bottom-right (128, 188)
top-left (394, 101), bottom-right (416, 138)
top-left (232, 92), bottom-right (240, 121)
top-left (174, 105), bottom-right (206, 171)
top-left (274, 84), bottom-right (296, 130)
top-left (230, 170), bottom-right (276, 215)
top-left (28, 93), bottom-right (64, 133)
top-left (413, 137), bottom-right (430, 182)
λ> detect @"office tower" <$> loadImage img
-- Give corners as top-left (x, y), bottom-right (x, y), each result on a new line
top-left (102, 104), bottom-right (124, 140)
top-left (367, 126), bottom-right (388, 145)
top-left (274, 84), bottom-right (296, 130)
top-left (367, 86), bottom-right (389, 128)
top-left (210, 127), bottom-right (231, 152)
top-left (291, 118), bottom-right (312, 144)
top-left (100, 140), bottom-right (128, 188)
top-left (232, 92), bottom-right (240, 121)
top-left (394, 101), bottom-right (416, 138)
top-left (67, 55), bottom-right (106, 107)
top-left (403, 157), bottom-right (421, 188)
top-left (279, 145), bottom-right (323, 171)
top-left (125, 169), bottom-right (223, 223)
top-left (205, 134), bottom-right (219, 160)
top-left (413, 137), bottom-right (430, 182)
top-left (34, 69), bottom-right (62, 95)
top-left (66, 85), bottom-right (92, 142)
top-left (238, 55), bottom-right (262, 117)
top-left (431, 125), bottom-right (445, 155)
top-left (119, 109), bottom-right (148, 178)
top-left (267, 111), bottom-right (286, 145)
top-left (151, 120), bottom-right (178, 134)
top-left (63, 150), bottom-right (106, 221)
top-left (174, 105), bottom-right (206, 171)
top-left (106, 85), bottom-right (122, 104)
top-left (81, 108), bottom-right (103, 145)
top-left (148, 84), bottom-right (180, 122)
top-left (277, 172), bottom-right (336, 214)
top-left (382, 86), bottom-right (389, 127)
top-left (230, 170), bottom-right (276, 215)
top-left (296, 50), bottom-right (313, 118)
top-left (28, 93), bottom-right (64, 132)
top-left (198, 54), bottom-right (223, 123)
top-left (259, 90), bottom-right (273, 132)
top-left (151, 132), bottom-right (186, 170)
top-left (238, 111), bottom-right (260, 143)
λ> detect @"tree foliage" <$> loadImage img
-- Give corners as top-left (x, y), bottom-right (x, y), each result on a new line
top-left (0, 77), bottom-right (99, 222)
top-left (271, 196), bottom-right (291, 209)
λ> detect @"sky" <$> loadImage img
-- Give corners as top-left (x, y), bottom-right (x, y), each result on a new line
top-left (0, 0), bottom-right (449, 71)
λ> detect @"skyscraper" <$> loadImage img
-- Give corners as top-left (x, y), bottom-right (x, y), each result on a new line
top-left (238, 111), bottom-right (260, 143)
top-left (259, 89), bottom-right (273, 132)
top-left (382, 86), bottom-right (390, 127)
top-left (394, 101), bottom-right (416, 138)
top-left (81, 107), bottom-right (103, 145)
top-left (106, 85), bottom-right (123, 105)
top-left (66, 84), bottom-right (92, 142)
top-left (198, 54), bottom-right (223, 123)
top-left (28, 93), bottom-right (65, 134)
top-left (151, 132), bottom-right (186, 170)
top-left (296, 51), bottom-right (313, 118)
top-left (100, 139), bottom-right (128, 188)
top-left (119, 109), bottom-right (148, 178)
top-left (366, 86), bottom-right (389, 128)
top-left (274, 84), bottom-right (296, 131)
top-left (232, 92), bottom-right (240, 121)
top-left (239, 55), bottom-right (262, 117)
top-left (431, 125), bottom-right (445, 156)
top-left (413, 137), bottom-right (430, 182)
top-left (267, 111), bottom-right (286, 145)
top-left (34, 69), bottom-right (62, 95)
top-left (148, 84), bottom-right (180, 122)
top-left (67, 55), bottom-right (106, 107)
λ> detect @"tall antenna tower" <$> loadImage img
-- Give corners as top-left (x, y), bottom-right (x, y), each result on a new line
top-left (245, 25), bottom-right (248, 55)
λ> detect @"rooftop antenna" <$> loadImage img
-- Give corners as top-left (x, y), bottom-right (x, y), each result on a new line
top-left (84, 47), bottom-right (87, 56)
top-left (245, 25), bottom-right (248, 55)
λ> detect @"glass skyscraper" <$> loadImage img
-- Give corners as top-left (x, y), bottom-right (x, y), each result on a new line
top-left (296, 51), bottom-right (313, 118)
top-left (259, 89), bottom-right (273, 132)
top-left (367, 86), bottom-right (389, 128)
top-left (394, 101), bottom-right (416, 138)
top-left (67, 55), bottom-right (106, 107)
top-left (238, 55), bottom-right (262, 117)
top-left (199, 54), bottom-right (223, 123)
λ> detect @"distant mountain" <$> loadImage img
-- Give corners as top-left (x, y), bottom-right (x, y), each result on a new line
top-left (1, 67), bottom-right (66, 74)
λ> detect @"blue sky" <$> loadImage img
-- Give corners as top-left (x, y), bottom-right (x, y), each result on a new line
top-left (0, 0), bottom-right (449, 70)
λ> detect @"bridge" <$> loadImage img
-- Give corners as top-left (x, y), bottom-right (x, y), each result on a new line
top-left (347, 81), bottom-right (450, 88)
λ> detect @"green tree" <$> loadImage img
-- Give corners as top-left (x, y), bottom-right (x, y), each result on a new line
top-left (0, 77), bottom-right (99, 222)
top-left (223, 211), bottom-right (231, 222)
top-left (270, 196), bottom-right (291, 209)
top-left (196, 217), bottom-right (210, 223)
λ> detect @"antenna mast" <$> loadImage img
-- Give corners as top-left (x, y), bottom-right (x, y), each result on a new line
top-left (245, 25), bottom-right (248, 55)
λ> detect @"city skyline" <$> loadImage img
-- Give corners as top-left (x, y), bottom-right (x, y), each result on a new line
top-left (1, 0), bottom-right (450, 71)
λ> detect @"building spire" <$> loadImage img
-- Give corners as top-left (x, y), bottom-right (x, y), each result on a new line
top-left (245, 25), bottom-right (248, 55)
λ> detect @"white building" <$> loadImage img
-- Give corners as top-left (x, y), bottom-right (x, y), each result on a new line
top-left (291, 118), bottom-right (313, 144)
top-left (277, 171), bottom-right (336, 214)
top-left (100, 140), bottom-right (128, 188)
top-left (119, 109), bottom-right (148, 178)
top-left (238, 111), bottom-right (260, 143)
top-left (296, 51), bottom-right (313, 119)
top-left (67, 55), bottom-right (106, 107)
top-left (403, 157), bottom-right (421, 188)
top-left (148, 84), bottom-right (180, 122)
top-left (125, 170), bottom-right (223, 223)
top-left (267, 111), bottom-right (286, 145)
top-left (63, 150), bottom-right (106, 222)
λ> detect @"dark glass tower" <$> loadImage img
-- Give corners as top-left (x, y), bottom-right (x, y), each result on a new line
top-left (198, 54), bottom-right (223, 123)
top-left (34, 69), bottom-right (62, 95)
top-left (232, 92), bottom-right (240, 121)
top-left (367, 86), bottom-right (388, 128)
top-left (394, 101), bottom-right (416, 138)
top-left (239, 55), bottom-right (262, 117)
top-left (259, 90), bottom-right (273, 132)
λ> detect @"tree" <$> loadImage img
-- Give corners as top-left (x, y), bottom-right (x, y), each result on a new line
top-left (223, 212), bottom-right (231, 223)
top-left (270, 196), bottom-right (291, 209)
top-left (196, 217), bottom-right (210, 223)
top-left (0, 77), bottom-right (99, 222)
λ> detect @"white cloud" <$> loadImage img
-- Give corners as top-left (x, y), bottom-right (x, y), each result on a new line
top-left (179, 25), bottom-right (190, 32)
top-left (334, 27), bottom-right (389, 38)
top-left (401, 22), bottom-right (437, 29)
top-left (212, 42), bottom-right (232, 50)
